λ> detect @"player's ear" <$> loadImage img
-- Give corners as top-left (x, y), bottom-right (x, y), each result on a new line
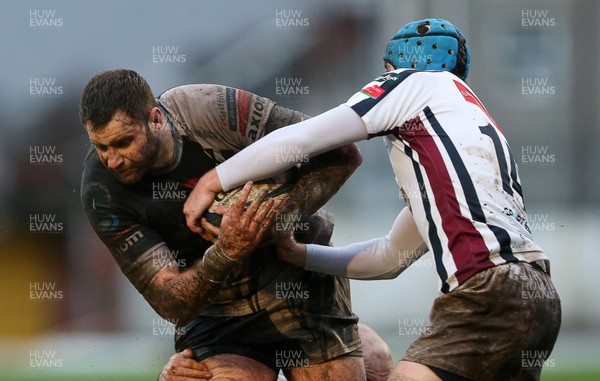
top-left (384, 62), bottom-right (396, 71)
top-left (149, 107), bottom-right (163, 130)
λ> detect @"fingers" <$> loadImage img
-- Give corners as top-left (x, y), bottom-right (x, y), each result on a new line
top-left (231, 181), bottom-right (254, 216)
top-left (199, 217), bottom-right (220, 242)
top-left (184, 191), bottom-right (217, 236)
top-left (243, 190), bottom-right (269, 225)
top-left (160, 349), bottom-right (212, 381)
top-left (179, 349), bottom-right (194, 358)
top-left (226, 182), bottom-right (272, 228)
top-left (256, 198), bottom-right (285, 239)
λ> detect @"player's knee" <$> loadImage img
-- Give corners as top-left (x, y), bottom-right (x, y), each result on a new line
top-left (284, 354), bottom-right (365, 381)
top-left (358, 324), bottom-right (394, 381)
top-left (200, 354), bottom-right (277, 381)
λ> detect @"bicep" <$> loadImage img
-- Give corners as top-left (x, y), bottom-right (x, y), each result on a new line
top-left (263, 104), bottom-right (311, 134)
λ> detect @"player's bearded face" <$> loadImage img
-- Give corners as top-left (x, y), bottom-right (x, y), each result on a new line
top-left (86, 111), bottom-right (160, 184)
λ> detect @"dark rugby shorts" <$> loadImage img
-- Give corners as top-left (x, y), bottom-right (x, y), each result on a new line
top-left (403, 261), bottom-right (561, 381)
top-left (175, 273), bottom-right (362, 370)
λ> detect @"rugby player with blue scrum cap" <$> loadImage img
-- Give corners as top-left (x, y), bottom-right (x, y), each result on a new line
top-left (185, 18), bottom-right (562, 381)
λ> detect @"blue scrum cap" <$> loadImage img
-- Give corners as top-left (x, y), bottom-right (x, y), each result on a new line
top-left (383, 18), bottom-right (470, 80)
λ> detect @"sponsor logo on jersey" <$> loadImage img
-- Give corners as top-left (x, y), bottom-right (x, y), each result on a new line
top-left (117, 230), bottom-right (144, 253)
top-left (225, 87), bottom-right (238, 132)
top-left (183, 177), bottom-right (200, 189)
top-left (361, 84), bottom-right (385, 99)
top-left (351, 70), bottom-right (416, 117)
top-left (248, 96), bottom-right (266, 141)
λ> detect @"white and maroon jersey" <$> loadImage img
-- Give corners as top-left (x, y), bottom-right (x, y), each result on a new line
top-left (345, 69), bottom-right (546, 292)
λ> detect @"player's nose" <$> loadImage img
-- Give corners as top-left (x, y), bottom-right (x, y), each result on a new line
top-left (106, 148), bottom-right (123, 169)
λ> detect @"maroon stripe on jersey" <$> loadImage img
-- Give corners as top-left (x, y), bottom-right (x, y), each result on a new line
top-left (405, 118), bottom-right (494, 285)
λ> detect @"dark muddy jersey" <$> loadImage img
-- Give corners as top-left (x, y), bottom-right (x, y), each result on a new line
top-left (81, 84), bottom-right (308, 315)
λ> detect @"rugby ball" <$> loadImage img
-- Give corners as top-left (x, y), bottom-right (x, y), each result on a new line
top-left (203, 175), bottom-right (295, 227)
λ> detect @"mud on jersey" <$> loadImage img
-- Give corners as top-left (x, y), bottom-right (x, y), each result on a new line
top-left (345, 69), bottom-right (547, 293)
top-left (81, 85), bottom-right (309, 315)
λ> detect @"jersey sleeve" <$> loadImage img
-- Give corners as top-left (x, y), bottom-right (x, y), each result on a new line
top-left (304, 207), bottom-right (427, 279)
top-left (344, 69), bottom-right (426, 137)
top-left (158, 84), bottom-right (277, 162)
top-left (81, 174), bottom-right (169, 293)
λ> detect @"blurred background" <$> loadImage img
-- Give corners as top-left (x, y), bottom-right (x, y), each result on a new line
top-left (1, 0), bottom-right (599, 379)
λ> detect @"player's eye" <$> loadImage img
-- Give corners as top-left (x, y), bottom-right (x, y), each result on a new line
top-left (95, 144), bottom-right (108, 152)
top-left (112, 137), bottom-right (133, 149)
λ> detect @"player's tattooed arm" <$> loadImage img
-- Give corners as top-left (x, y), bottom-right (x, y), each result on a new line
top-left (265, 105), bottom-right (363, 234)
top-left (144, 183), bottom-right (279, 323)
top-left (283, 143), bottom-right (361, 219)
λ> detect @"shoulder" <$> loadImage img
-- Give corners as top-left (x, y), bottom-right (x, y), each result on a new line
top-left (158, 84), bottom-right (227, 110)
top-left (158, 84), bottom-right (275, 116)
top-left (80, 147), bottom-right (132, 214)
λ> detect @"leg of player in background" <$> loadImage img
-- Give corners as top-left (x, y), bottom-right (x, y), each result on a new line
top-left (358, 324), bottom-right (394, 381)
top-left (283, 323), bottom-right (394, 381)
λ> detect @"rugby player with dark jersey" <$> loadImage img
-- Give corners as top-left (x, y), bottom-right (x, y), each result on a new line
top-left (185, 19), bottom-right (562, 381)
top-left (80, 69), bottom-right (393, 381)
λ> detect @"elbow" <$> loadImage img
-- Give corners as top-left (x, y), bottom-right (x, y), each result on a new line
top-left (143, 277), bottom-right (197, 324)
top-left (152, 298), bottom-right (195, 324)
top-left (336, 143), bottom-right (363, 171)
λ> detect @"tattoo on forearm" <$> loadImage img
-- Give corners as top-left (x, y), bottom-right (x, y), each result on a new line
top-left (144, 245), bottom-right (234, 324)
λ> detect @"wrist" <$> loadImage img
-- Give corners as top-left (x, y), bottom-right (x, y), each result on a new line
top-left (199, 169), bottom-right (223, 194)
top-left (200, 244), bottom-right (237, 284)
